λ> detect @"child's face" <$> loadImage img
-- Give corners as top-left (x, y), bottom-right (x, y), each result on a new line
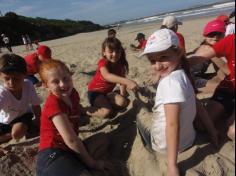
top-left (0, 72), bottom-right (25, 93)
top-left (44, 68), bottom-right (73, 98)
top-left (205, 32), bottom-right (224, 46)
top-left (103, 46), bottom-right (121, 63)
top-left (147, 49), bottom-right (182, 78)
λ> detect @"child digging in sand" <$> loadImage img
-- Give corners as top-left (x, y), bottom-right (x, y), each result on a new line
top-left (138, 29), bottom-right (197, 176)
top-left (36, 59), bottom-right (111, 176)
top-left (0, 54), bottom-right (41, 144)
top-left (189, 34), bottom-right (235, 142)
top-left (86, 38), bottom-right (138, 119)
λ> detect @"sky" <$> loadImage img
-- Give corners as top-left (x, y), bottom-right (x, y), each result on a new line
top-left (0, 0), bottom-right (227, 24)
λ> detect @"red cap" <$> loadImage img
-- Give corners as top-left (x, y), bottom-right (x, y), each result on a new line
top-left (37, 45), bottom-right (52, 59)
top-left (203, 20), bottom-right (226, 36)
top-left (216, 15), bottom-right (230, 24)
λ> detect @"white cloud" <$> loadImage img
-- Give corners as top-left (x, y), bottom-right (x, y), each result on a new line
top-left (15, 5), bottom-right (34, 14)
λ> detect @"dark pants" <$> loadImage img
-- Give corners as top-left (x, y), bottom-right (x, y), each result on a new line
top-left (0, 113), bottom-right (33, 135)
top-left (212, 89), bottom-right (235, 115)
top-left (87, 91), bottom-right (106, 106)
top-left (36, 148), bottom-right (85, 176)
top-left (26, 75), bottom-right (39, 85)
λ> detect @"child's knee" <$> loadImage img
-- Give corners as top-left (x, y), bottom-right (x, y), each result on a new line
top-left (227, 123), bottom-right (235, 140)
top-left (11, 125), bottom-right (27, 140)
top-left (114, 95), bottom-right (129, 108)
top-left (100, 108), bottom-right (113, 119)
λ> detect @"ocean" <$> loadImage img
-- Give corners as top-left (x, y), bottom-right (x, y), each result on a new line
top-left (121, 1), bottom-right (235, 26)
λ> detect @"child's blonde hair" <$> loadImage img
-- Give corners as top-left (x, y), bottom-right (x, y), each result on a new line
top-left (39, 59), bottom-right (71, 83)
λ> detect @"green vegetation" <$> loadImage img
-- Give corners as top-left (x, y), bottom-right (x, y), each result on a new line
top-left (0, 12), bottom-right (105, 46)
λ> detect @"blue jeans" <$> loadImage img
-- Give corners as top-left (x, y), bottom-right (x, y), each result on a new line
top-left (36, 148), bottom-right (85, 176)
top-left (136, 117), bottom-right (154, 153)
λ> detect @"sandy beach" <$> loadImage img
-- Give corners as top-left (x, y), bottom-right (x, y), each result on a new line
top-left (0, 16), bottom-right (235, 176)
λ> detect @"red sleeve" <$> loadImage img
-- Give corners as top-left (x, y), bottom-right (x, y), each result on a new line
top-left (176, 33), bottom-right (185, 49)
top-left (98, 58), bottom-right (108, 69)
top-left (212, 35), bottom-right (230, 58)
top-left (45, 95), bottom-right (64, 120)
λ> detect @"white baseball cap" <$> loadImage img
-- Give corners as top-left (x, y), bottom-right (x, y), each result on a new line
top-left (141, 29), bottom-right (179, 56)
top-left (162, 16), bottom-right (182, 29)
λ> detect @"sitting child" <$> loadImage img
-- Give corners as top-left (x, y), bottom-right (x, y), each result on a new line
top-left (138, 29), bottom-right (197, 176)
top-left (36, 59), bottom-right (110, 176)
top-left (130, 33), bottom-right (147, 51)
top-left (24, 45), bottom-right (52, 87)
top-left (86, 38), bottom-right (138, 119)
top-left (0, 54), bottom-right (41, 143)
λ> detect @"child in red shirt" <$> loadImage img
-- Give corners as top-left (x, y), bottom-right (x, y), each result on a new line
top-left (130, 33), bottom-right (147, 51)
top-left (36, 59), bottom-right (110, 176)
top-left (87, 38), bottom-right (138, 119)
top-left (24, 45), bottom-right (52, 87)
top-left (190, 34), bottom-right (235, 141)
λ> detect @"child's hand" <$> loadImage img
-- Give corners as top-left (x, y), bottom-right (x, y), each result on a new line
top-left (126, 80), bottom-right (138, 91)
top-left (130, 44), bottom-right (135, 48)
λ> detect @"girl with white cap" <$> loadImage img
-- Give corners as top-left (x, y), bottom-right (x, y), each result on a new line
top-left (138, 29), bottom-right (196, 176)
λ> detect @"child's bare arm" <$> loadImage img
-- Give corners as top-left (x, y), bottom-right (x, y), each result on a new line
top-left (100, 67), bottom-right (138, 90)
top-left (188, 45), bottom-right (216, 67)
top-left (164, 103), bottom-right (180, 176)
top-left (52, 113), bottom-right (107, 170)
top-left (120, 84), bottom-right (127, 97)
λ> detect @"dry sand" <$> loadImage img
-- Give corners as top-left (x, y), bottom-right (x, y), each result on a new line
top-left (0, 16), bottom-right (235, 176)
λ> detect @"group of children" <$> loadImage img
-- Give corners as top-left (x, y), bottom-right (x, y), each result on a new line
top-left (0, 13), bottom-right (234, 176)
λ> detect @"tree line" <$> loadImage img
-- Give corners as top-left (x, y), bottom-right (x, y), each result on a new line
top-left (0, 12), bottom-right (105, 46)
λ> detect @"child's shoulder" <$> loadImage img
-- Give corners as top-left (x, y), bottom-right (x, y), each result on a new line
top-left (23, 79), bottom-right (35, 90)
top-left (160, 70), bottom-right (188, 86)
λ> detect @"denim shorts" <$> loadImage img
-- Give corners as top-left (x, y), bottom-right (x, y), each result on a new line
top-left (36, 148), bottom-right (85, 176)
top-left (87, 91), bottom-right (106, 106)
top-left (26, 75), bottom-right (39, 85)
top-left (136, 117), bottom-right (154, 153)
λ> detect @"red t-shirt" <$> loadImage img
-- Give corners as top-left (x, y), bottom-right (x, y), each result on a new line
top-left (39, 89), bottom-right (80, 151)
top-left (213, 34), bottom-right (235, 91)
top-left (138, 40), bottom-right (147, 49)
top-left (176, 32), bottom-right (186, 51)
top-left (88, 58), bottom-right (125, 94)
top-left (24, 53), bottom-right (40, 75)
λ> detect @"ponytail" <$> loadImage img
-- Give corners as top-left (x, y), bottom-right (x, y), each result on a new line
top-left (181, 56), bottom-right (198, 93)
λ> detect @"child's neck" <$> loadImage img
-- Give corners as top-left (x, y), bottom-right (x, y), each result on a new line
top-left (61, 96), bottom-right (72, 109)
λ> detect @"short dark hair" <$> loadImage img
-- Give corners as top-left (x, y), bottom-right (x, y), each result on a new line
top-left (108, 29), bottom-right (117, 35)
top-left (0, 54), bottom-right (27, 74)
top-left (135, 33), bottom-right (145, 40)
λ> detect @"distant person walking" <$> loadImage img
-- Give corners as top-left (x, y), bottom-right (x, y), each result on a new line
top-left (22, 35), bottom-right (29, 51)
top-left (26, 34), bottom-right (34, 50)
top-left (1, 34), bottom-right (12, 52)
